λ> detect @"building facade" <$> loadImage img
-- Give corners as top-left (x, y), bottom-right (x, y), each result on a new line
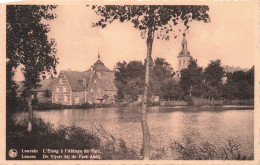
top-left (176, 33), bottom-right (192, 78)
top-left (51, 55), bottom-right (117, 105)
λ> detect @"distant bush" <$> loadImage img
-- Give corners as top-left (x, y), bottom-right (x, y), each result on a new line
top-left (35, 102), bottom-right (96, 110)
top-left (160, 100), bottom-right (188, 106)
top-left (183, 96), bottom-right (223, 106)
top-left (223, 99), bottom-right (254, 105)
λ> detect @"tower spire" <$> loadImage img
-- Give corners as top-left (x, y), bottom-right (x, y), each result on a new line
top-left (98, 49), bottom-right (100, 59)
top-left (182, 33), bottom-right (187, 51)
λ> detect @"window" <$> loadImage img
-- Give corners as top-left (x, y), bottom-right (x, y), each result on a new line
top-left (56, 87), bottom-right (59, 92)
top-left (91, 89), bottom-right (93, 92)
top-left (75, 97), bottom-right (79, 104)
top-left (98, 89), bottom-right (101, 92)
top-left (64, 96), bottom-right (67, 102)
top-left (63, 87), bottom-right (66, 92)
top-left (94, 79), bottom-right (96, 84)
top-left (55, 96), bottom-right (58, 102)
top-left (59, 78), bottom-right (62, 84)
top-left (179, 60), bottom-right (181, 65)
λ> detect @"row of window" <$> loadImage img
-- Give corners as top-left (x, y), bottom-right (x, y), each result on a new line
top-left (55, 87), bottom-right (102, 93)
top-left (53, 96), bottom-right (80, 104)
top-left (179, 59), bottom-right (189, 66)
top-left (53, 95), bottom-right (70, 102)
top-left (56, 87), bottom-right (67, 92)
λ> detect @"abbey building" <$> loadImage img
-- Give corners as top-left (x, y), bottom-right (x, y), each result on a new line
top-left (51, 54), bottom-right (117, 105)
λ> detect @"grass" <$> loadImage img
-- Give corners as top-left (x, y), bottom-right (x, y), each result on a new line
top-left (7, 117), bottom-right (139, 160)
top-left (169, 138), bottom-right (254, 160)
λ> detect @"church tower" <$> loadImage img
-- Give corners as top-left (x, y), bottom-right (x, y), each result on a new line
top-left (176, 33), bottom-right (192, 77)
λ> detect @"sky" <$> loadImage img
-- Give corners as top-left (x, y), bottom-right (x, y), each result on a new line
top-left (14, 3), bottom-right (257, 81)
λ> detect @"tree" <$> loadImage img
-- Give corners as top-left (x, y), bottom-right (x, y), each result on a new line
top-left (7, 5), bottom-right (58, 132)
top-left (6, 61), bottom-right (18, 123)
top-left (222, 67), bottom-right (254, 100)
top-left (161, 78), bottom-right (183, 100)
top-left (204, 59), bottom-right (225, 100)
top-left (115, 61), bottom-right (145, 101)
top-left (180, 59), bottom-right (205, 97)
top-left (92, 5), bottom-right (210, 159)
top-left (150, 57), bottom-right (174, 98)
top-left (43, 90), bottom-right (52, 102)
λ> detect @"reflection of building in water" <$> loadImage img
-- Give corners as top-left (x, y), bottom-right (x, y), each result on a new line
top-left (176, 33), bottom-right (192, 78)
top-left (51, 53), bottom-right (117, 105)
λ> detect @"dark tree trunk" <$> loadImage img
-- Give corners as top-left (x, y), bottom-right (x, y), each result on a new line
top-left (141, 27), bottom-right (153, 160)
top-left (27, 97), bottom-right (33, 132)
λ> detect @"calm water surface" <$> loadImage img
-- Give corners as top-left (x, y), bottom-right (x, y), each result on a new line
top-left (32, 106), bottom-right (254, 155)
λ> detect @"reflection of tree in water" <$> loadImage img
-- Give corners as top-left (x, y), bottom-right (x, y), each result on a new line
top-left (116, 108), bottom-right (140, 123)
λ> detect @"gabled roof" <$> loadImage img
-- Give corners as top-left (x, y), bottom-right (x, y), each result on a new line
top-left (16, 79), bottom-right (56, 92)
top-left (62, 70), bottom-right (90, 92)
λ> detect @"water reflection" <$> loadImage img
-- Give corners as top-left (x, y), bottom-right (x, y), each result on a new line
top-left (33, 106), bottom-right (254, 156)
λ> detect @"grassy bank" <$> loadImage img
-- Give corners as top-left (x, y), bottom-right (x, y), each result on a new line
top-left (7, 116), bottom-right (253, 160)
top-left (7, 117), bottom-right (138, 160)
top-left (161, 98), bottom-right (253, 106)
top-left (16, 102), bottom-right (117, 111)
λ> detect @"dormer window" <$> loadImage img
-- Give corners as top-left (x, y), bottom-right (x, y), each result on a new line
top-left (59, 78), bottom-right (62, 84)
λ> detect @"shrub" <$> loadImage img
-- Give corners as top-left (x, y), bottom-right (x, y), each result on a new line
top-left (170, 138), bottom-right (253, 160)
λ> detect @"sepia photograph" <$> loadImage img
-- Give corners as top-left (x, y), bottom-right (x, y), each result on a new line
top-left (1, 1), bottom-right (259, 163)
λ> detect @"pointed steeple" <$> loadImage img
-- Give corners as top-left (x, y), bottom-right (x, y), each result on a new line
top-left (98, 49), bottom-right (100, 59)
top-left (182, 33), bottom-right (187, 51)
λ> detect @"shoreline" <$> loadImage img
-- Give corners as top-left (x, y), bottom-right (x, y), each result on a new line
top-left (25, 100), bottom-right (254, 111)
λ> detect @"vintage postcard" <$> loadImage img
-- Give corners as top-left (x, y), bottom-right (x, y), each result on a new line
top-left (0, 0), bottom-right (259, 164)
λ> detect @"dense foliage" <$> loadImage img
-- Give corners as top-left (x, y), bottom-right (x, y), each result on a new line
top-left (115, 58), bottom-right (182, 102)
top-left (115, 58), bottom-right (254, 102)
top-left (6, 5), bottom-right (58, 101)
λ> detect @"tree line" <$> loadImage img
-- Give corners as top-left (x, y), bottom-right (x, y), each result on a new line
top-left (114, 58), bottom-right (254, 102)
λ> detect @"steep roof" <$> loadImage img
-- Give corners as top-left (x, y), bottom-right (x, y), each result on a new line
top-left (16, 79), bottom-right (56, 92)
top-left (85, 59), bottom-right (113, 72)
top-left (62, 70), bottom-right (89, 92)
top-left (99, 79), bottom-right (117, 91)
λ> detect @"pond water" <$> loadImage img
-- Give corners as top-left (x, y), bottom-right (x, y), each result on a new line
top-left (28, 106), bottom-right (254, 156)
